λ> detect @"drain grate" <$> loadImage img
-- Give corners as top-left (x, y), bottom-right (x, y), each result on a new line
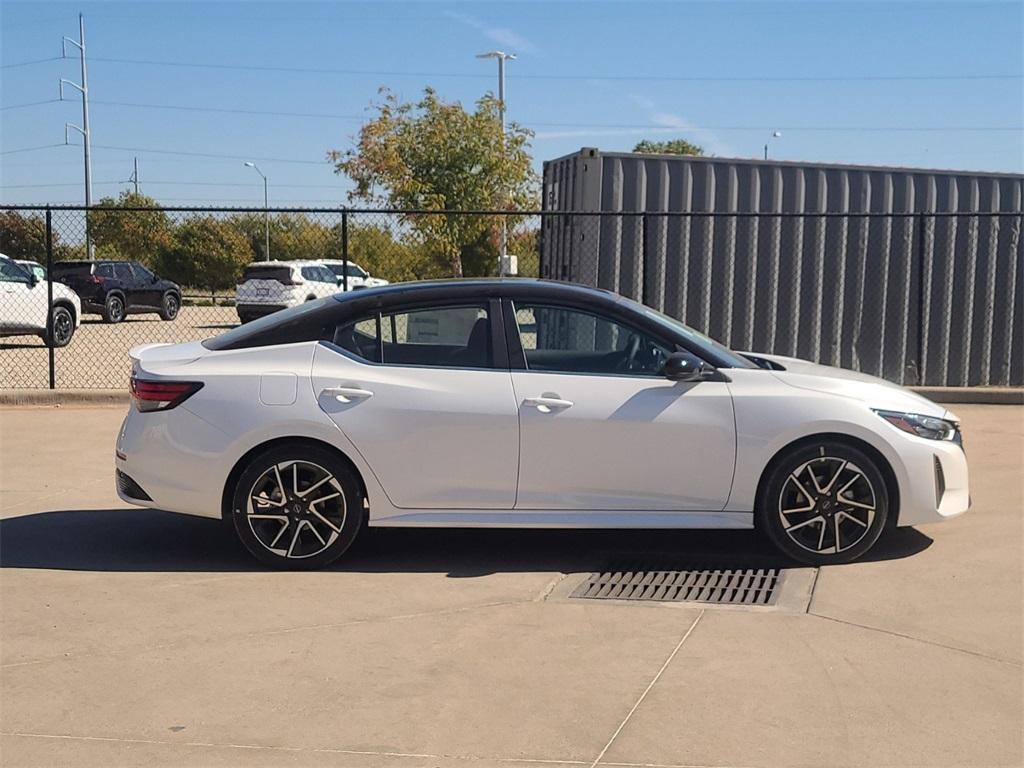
top-left (569, 567), bottom-right (783, 605)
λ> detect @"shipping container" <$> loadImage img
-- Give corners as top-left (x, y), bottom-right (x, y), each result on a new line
top-left (541, 149), bottom-right (1023, 386)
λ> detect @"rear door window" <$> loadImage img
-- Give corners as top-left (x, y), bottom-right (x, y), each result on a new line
top-left (95, 264), bottom-right (115, 279)
top-left (113, 263), bottom-right (134, 282)
top-left (329, 304), bottom-right (492, 369)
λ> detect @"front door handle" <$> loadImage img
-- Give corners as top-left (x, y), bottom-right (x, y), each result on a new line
top-left (523, 396), bottom-right (574, 413)
top-left (321, 386), bottom-right (373, 403)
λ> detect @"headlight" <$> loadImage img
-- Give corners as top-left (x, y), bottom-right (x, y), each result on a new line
top-left (873, 409), bottom-right (959, 441)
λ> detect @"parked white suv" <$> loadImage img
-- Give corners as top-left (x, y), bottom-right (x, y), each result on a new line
top-left (0, 253), bottom-right (82, 347)
top-left (235, 261), bottom-right (340, 324)
top-left (320, 260), bottom-right (389, 291)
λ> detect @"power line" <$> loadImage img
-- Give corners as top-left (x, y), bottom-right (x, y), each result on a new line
top-left (86, 55), bottom-right (1023, 82)
top-left (5, 98), bottom-right (1020, 132)
top-left (0, 56), bottom-right (62, 69)
top-left (0, 99), bottom-right (62, 111)
top-left (0, 143), bottom-right (68, 156)
top-left (0, 142), bottom-right (329, 165)
top-left (0, 180), bottom-right (347, 190)
top-left (90, 99), bottom-right (366, 121)
top-left (91, 144), bottom-right (329, 165)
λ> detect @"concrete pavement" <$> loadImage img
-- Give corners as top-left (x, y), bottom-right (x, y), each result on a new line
top-left (1, 405), bottom-right (1021, 767)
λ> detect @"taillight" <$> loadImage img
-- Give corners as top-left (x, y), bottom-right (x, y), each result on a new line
top-left (130, 377), bottom-right (203, 412)
top-left (89, 275), bottom-right (104, 284)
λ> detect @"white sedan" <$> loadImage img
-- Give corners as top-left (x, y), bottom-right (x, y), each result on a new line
top-left (116, 279), bottom-right (969, 569)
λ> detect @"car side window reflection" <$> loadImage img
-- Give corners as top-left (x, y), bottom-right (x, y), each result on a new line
top-left (513, 303), bottom-right (670, 376)
top-left (0, 261), bottom-right (32, 284)
top-left (332, 305), bottom-right (491, 369)
top-left (333, 316), bottom-right (381, 363)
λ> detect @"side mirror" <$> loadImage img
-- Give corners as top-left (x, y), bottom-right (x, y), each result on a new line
top-left (661, 351), bottom-right (710, 382)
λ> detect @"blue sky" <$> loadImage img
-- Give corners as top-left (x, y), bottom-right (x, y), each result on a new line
top-left (1, 0), bottom-right (1021, 206)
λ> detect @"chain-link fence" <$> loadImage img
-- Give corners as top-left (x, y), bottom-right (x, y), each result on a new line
top-left (1, 205), bottom-right (1021, 388)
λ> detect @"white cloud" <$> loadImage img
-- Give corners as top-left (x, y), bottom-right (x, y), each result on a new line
top-left (444, 10), bottom-right (538, 55)
top-left (628, 93), bottom-right (736, 156)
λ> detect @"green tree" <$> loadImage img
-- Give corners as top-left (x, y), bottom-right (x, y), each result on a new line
top-left (88, 191), bottom-right (175, 267)
top-left (0, 210), bottom-right (48, 261)
top-left (343, 222), bottom-right (445, 283)
top-left (330, 87), bottom-right (538, 277)
top-left (632, 138), bottom-right (704, 156)
top-left (161, 216), bottom-right (253, 290)
top-left (230, 212), bottom-right (341, 263)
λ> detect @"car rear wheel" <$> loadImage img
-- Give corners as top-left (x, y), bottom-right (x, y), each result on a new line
top-left (231, 444), bottom-right (365, 570)
top-left (44, 305), bottom-right (75, 347)
top-left (159, 292), bottom-right (180, 321)
top-left (758, 440), bottom-right (889, 565)
top-left (103, 294), bottom-right (125, 324)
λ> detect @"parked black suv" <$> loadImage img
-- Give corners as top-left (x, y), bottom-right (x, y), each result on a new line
top-left (52, 260), bottom-right (181, 323)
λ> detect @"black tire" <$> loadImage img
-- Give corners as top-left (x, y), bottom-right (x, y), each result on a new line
top-left (44, 305), bottom-right (75, 347)
top-left (231, 443), bottom-right (365, 570)
top-left (159, 291), bottom-right (180, 321)
top-left (758, 439), bottom-right (889, 566)
top-left (103, 293), bottom-right (125, 324)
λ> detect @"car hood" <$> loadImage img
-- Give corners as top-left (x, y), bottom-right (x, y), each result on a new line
top-left (743, 352), bottom-right (951, 419)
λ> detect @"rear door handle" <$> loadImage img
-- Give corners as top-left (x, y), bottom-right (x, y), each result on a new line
top-left (321, 386), bottom-right (373, 403)
top-left (523, 396), bottom-right (574, 413)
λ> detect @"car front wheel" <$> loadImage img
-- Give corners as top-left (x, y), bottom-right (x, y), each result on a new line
top-left (159, 292), bottom-right (180, 321)
top-left (44, 305), bottom-right (75, 347)
top-left (758, 440), bottom-right (890, 565)
top-left (231, 443), bottom-right (364, 570)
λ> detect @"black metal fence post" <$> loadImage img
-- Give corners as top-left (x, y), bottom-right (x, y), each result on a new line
top-left (640, 213), bottom-right (649, 306)
top-left (45, 207), bottom-right (55, 389)
top-left (341, 208), bottom-right (349, 292)
top-left (916, 211), bottom-right (927, 386)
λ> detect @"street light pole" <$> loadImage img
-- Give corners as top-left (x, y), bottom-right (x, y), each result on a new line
top-left (764, 130), bottom-right (782, 160)
top-left (244, 162), bottom-right (270, 261)
top-left (476, 50), bottom-right (516, 277)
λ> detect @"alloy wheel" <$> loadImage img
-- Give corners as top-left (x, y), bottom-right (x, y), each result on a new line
top-left (164, 294), bottom-right (179, 319)
top-left (777, 456), bottom-right (876, 555)
top-left (108, 297), bottom-right (124, 322)
top-left (247, 460), bottom-right (347, 559)
top-left (51, 308), bottom-right (73, 345)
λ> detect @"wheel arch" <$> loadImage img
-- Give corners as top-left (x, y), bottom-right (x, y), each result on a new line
top-left (220, 436), bottom-right (368, 523)
top-left (754, 432), bottom-right (901, 528)
top-left (50, 298), bottom-right (77, 322)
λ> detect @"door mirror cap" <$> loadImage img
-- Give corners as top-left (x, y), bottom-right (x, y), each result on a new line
top-left (662, 351), bottom-right (712, 382)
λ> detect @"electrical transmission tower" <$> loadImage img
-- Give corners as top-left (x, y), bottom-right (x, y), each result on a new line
top-left (60, 14), bottom-right (94, 258)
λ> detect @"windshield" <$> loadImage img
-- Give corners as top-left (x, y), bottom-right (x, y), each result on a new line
top-left (622, 298), bottom-right (757, 369)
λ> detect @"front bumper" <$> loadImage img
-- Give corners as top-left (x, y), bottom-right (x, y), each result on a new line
top-left (891, 433), bottom-right (970, 527)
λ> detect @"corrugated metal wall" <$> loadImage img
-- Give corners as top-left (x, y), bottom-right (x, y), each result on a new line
top-left (541, 149), bottom-right (1024, 386)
